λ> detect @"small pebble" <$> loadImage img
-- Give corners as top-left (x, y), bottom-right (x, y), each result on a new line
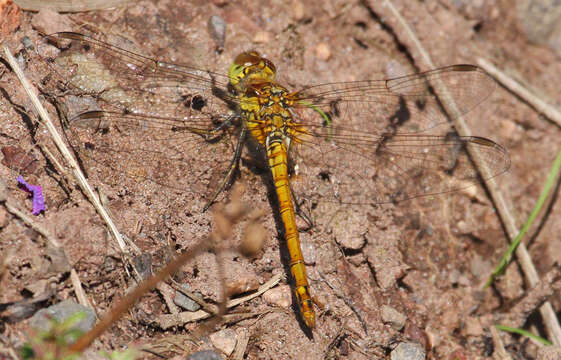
top-left (253, 31), bottom-right (271, 44)
top-left (537, 346), bottom-right (561, 360)
top-left (21, 36), bottom-right (34, 50)
top-left (186, 350), bottom-right (223, 360)
top-left (381, 305), bottom-right (407, 331)
top-left (173, 284), bottom-right (202, 312)
top-left (390, 342), bottom-right (426, 360)
top-left (404, 323), bottom-right (429, 351)
top-left (226, 274), bottom-right (259, 296)
top-left (29, 299), bottom-right (96, 343)
top-left (0, 179), bottom-right (7, 202)
top-left (262, 285), bottom-right (291, 308)
top-left (209, 328), bottom-right (237, 356)
top-left (0, 207), bottom-right (8, 228)
top-left (207, 15), bottom-right (226, 53)
top-left (316, 42), bottom-right (331, 61)
top-left (332, 209), bottom-right (368, 251)
top-left (464, 317), bottom-right (484, 337)
top-left (1, 146), bottom-right (38, 174)
top-left (300, 234), bottom-right (316, 265)
top-left (133, 253), bottom-right (152, 280)
top-left (290, 0), bottom-right (305, 21)
top-left (31, 9), bottom-right (72, 38)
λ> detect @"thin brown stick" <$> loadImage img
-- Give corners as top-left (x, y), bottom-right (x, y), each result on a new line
top-left (71, 268), bottom-right (94, 312)
top-left (1, 43), bottom-right (127, 253)
top-left (1, 199), bottom-right (61, 248)
top-left (13, 0), bottom-right (135, 12)
top-left (490, 326), bottom-right (513, 360)
top-left (232, 328), bottom-right (249, 360)
top-left (156, 282), bottom-right (180, 315)
top-left (477, 58), bottom-right (561, 128)
top-left (156, 273), bottom-right (282, 329)
top-left (68, 239), bottom-right (210, 353)
top-left (376, 0), bottom-right (561, 346)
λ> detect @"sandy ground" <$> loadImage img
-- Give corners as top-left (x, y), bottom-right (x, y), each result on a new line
top-left (1, 0), bottom-right (560, 359)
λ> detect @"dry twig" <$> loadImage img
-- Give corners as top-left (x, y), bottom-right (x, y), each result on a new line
top-left (156, 273), bottom-right (282, 329)
top-left (477, 58), bottom-right (561, 128)
top-left (1, 43), bottom-right (127, 253)
top-left (372, 0), bottom-right (561, 346)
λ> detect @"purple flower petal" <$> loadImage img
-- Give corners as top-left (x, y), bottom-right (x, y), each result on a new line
top-left (17, 176), bottom-right (46, 215)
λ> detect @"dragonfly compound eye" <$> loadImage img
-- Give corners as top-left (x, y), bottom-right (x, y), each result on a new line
top-left (229, 51), bottom-right (277, 92)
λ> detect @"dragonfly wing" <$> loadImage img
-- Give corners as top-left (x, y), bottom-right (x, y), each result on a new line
top-left (288, 65), bottom-right (509, 205)
top-left (292, 65), bottom-right (496, 134)
top-left (64, 111), bottom-right (238, 209)
top-left (41, 33), bottom-right (240, 207)
top-left (291, 126), bottom-right (509, 205)
top-left (43, 32), bottom-right (237, 116)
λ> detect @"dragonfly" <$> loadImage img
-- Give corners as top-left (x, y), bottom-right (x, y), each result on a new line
top-left (42, 32), bottom-right (510, 329)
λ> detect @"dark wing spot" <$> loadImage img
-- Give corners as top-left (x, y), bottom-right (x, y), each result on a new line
top-left (388, 96), bottom-right (410, 127)
top-left (318, 170), bottom-right (331, 182)
top-left (473, 22), bottom-right (483, 32)
top-left (84, 142), bottom-right (95, 150)
top-left (182, 95), bottom-right (206, 111)
top-left (192, 95), bottom-right (206, 111)
top-left (354, 21), bottom-right (367, 29)
top-left (353, 38), bottom-right (368, 49)
top-left (181, 95), bottom-right (191, 108)
top-left (375, 132), bottom-right (392, 156)
top-left (83, 43), bottom-right (91, 52)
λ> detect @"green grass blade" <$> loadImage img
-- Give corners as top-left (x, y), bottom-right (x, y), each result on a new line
top-left (486, 146), bottom-right (561, 287)
top-left (495, 324), bottom-right (553, 346)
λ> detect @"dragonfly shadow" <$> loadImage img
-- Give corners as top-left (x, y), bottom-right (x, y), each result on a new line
top-left (241, 137), bottom-right (315, 337)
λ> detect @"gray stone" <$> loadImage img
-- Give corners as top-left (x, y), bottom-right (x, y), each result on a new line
top-left (186, 350), bottom-right (223, 360)
top-left (390, 342), bottom-right (426, 360)
top-left (29, 299), bottom-right (96, 336)
top-left (173, 284), bottom-right (202, 312)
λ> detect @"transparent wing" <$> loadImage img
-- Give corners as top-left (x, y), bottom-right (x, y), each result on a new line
top-left (65, 110), bottom-right (237, 205)
top-left (42, 32), bottom-right (240, 206)
top-left (292, 65), bottom-right (494, 134)
top-left (41, 32), bottom-right (509, 208)
top-left (286, 65), bottom-right (510, 204)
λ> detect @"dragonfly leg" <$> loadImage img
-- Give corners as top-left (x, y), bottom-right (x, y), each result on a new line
top-left (290, 185), bottom-right (314, 231)
top-left (203, 127), bottom-right (247, 211)
top-left (201, 114), bottom-right (238, 141)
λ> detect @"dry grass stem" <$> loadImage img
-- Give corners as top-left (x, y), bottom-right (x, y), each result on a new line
top-left (156, 282), bottom-right (180, 315)
top-left (156, 273), bottom-right (282, 329)
top-left (477, 58), bottom-right (561, 128)
top-left (375, 0), bottom-right (561, 346)
top-left (232, 328), bottom-right (250, 360)
top-left (70, 268), bottom-right (94, 312)
top-left (0, 194), bottom-right (60, 248)
top-left (1, 43), bottom-right (127, 252)
top-left (490, 325), bottom-right (513, 360)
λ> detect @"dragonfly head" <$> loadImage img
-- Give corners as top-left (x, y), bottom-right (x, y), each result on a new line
top-left (229, 51), bottom-right (277, 92)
